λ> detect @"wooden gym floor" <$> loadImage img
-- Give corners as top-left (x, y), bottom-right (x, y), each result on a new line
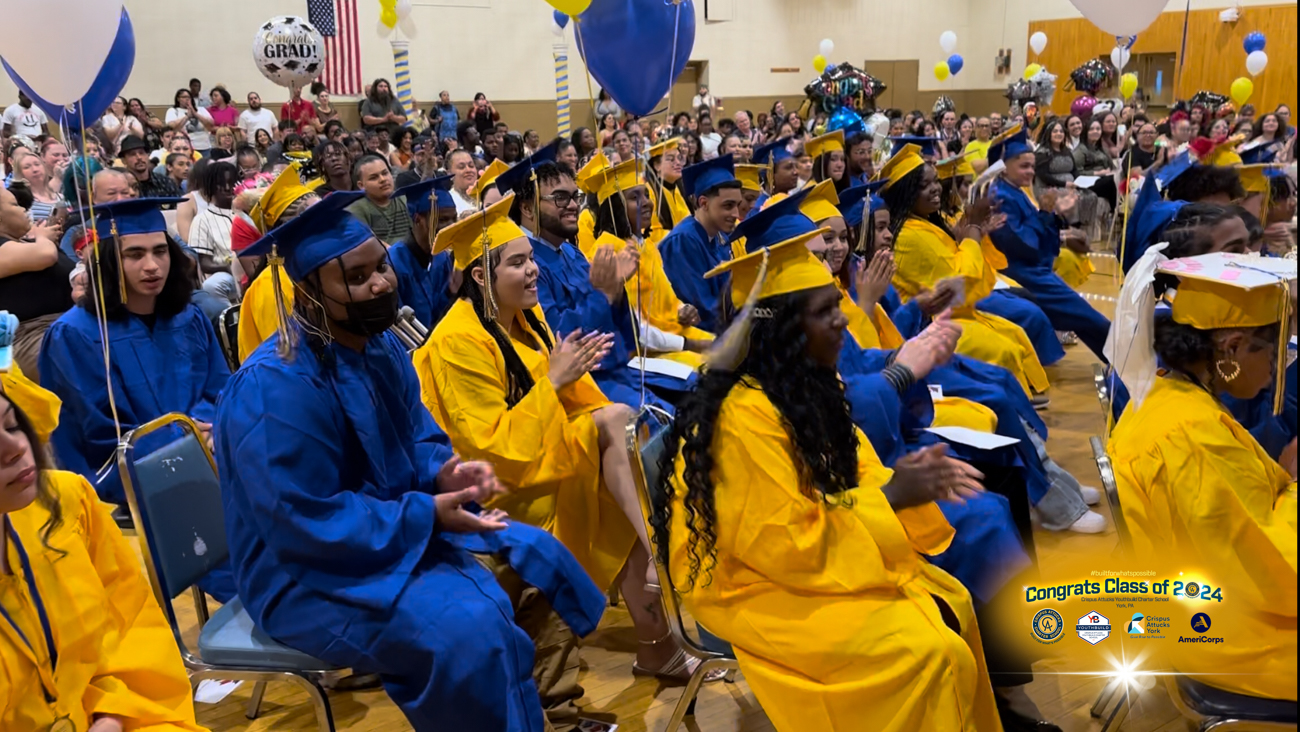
top-left (152, 258), bottom-right (1204, 731)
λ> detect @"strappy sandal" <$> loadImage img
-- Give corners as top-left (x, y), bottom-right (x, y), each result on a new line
top-left (631, 633), bottom-right (729, 685)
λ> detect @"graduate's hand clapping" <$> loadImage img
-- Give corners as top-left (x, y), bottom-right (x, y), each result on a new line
top-left (590, 245), bottom-right (637, 302)
top-left (677, 303), bottom-right (700, 327)
top-left (435, 456), bottom-right (509, 534)
top-left (548, 330), bottom-right (614, 388)
top-left (893, 310), bottom-right (961, 379)
top-left (855, 249), bottom-right (896, 314)
top-left (884, 444), bottom-right (984, 509)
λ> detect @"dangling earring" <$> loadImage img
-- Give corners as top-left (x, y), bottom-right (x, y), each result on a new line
top-left (1215, 358), bottom-right (1241, 382)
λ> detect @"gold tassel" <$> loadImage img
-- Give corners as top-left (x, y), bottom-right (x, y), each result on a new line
top-left (1274, 286), bottom-right (1290, 415)
top-left (110, 219), bottom-right (127, 302)
top-left (703, 249), bottom-right (770, 372)
top-left (269, 245), bottom-right (297, 360)
top-left (480, 228), bottom-right (498, 320)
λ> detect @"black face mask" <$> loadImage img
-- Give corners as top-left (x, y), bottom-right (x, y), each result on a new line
top-left (332, 288), bottom-right (399, 336)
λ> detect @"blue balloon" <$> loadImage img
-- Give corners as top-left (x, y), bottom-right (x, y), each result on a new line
top-left (3, 9), bottom-right (135, 131)
top-left (554, 9), bottom-right (570, 29)
top-left (826, 108), bottom-right (864, 136)
top-left (1243, 31), bottom-right (1266, 54)
top-left (947, 54), bottom-right (964, 75)
top-left (574, 0), bottom-right (696, 117)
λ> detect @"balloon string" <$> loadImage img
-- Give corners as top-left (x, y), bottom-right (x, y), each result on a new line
top-left (67, 108), bottom-right (124, 445)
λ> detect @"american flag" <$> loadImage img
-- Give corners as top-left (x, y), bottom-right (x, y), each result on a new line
top-left (307, 0), bottom-right (362, 96)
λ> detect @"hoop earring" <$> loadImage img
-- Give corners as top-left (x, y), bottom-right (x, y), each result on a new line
top-left (1215, 358), bottom-right (1241, 382)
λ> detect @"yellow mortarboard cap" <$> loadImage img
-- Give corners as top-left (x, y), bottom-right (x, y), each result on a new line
top-left (472, 159), bottom-right (511, 200)
top-left (1168, 272), bottom-right (1292, 330)
top-left (647, 138), bottom-right (680, 160)
top-left (804, 130), bottom-right (845, 160)
top-left (706, 228), bottom-right (835, 304)
top-left (1196, 134), bottom-right (1246, 168)
top-left (1238, 163), bottom-right (1283, 195)
top-left (598, 158), bottom-right (643, 204)
top-left (433, 192), bottom-right (528, 272)
top-left (575, 150), bottom-right (611, 194)
top-left (249, 163), bottom-right (317, 234)
top-left (936, 149), bottom-right (978, 181)
top-left (798, 179), bottom-right (842, 224)
top-left (875, 144), bottom-right (925, 192)
top-left (735, 164), bottom-right (762, 192)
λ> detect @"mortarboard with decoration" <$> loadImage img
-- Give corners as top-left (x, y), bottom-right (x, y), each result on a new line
top-left (249, 162), bottom-right (319, 234)
top-left (681, 154), bottom-right (738, 200)
top-left (805, 130), bottom-right (845, 160)
top-left (1238, 139), bottom-right (1280, 165)
top-left (936, 149), bottom-right (978, 180)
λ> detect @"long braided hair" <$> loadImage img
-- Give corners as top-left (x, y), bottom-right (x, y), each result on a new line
top-left (650, 290), bottom-right (860, 590)
top-left (880, 163), bottom-right (954, 240)
top-left (457, 251), bottom-right (554, 407)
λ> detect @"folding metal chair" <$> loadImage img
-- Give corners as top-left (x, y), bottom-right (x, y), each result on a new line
top-left (627, 406), bottom-right (742, 732)
top-left (217, 304), bottom-right (241, 372)
top-left (118, 413), bottom-right (340, 731)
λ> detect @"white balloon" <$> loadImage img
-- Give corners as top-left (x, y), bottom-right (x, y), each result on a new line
top-left (377, 18), bottom-right (392, 38)
top-left (552, 19), bottom-right (564, 36)
top-left (1030, 31), bottom-right (1048, 55)
top-left (819, 38), bottom-right (835, 58)
top-left (1066, 0), bottom-right (1167, 37)
top-left (1110, 46), bottom-right (1130, 70)
top-left (396, 0), bottom-right (413, 20)
top-left (253, 16), bottom-right (328, 89)
top-left (1246, 50), bottom-right (1268, 77)
top-left (0, 0), bottom-right (124, 106)
top-left (398, 16), bottom-right (418, 38)
top-left (939, 31), bottom-right (958, 54)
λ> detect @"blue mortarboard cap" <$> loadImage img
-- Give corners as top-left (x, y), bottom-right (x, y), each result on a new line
top-left (398, 175), bottom-right (454, 217)
top-left (1121, 175), bottom-right (1187, 273)
top-left (987, 127), bottom-right (1032, 165)
top-left (752, 137), bottom-right (794, 166)
top-left (681, 154), bottom-right (737, 199)
top-left (728, 187), bottom-right (815, 253)
top-left (80, 197), bottom-right (185, 241)
top-left (869, 194), bottom-right (887, 214)
top-left (889, 135), bottom-right (942, 158)
top-left (1238, 141), bottom-right (1279, 165)
top-left (242, 191), bottom-right (373, 281)
top-left (494, 141), bottom-right (559, 195)
top-left (836, 180), bottom-right (887, 228)
top-left (1154, 151), bottom-right (1197, 190)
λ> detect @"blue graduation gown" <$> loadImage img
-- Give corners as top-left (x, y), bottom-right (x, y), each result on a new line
top-left (658, 218), bottom-right (732, 332)
top-left (216, 331), bottom-right (605, 732)
top-left (389, 239), bottom-right (455, 329)
top-left (837, 335), bottom-right (1031, 605)
top-left (38, 304), bottom-right (237, 602)
top-left (977, 289), bottom-right (1066, 366)
top-left (988, 178), bottom-right (1111, 361)
top-left (530, 235), bottom-right (680, 411)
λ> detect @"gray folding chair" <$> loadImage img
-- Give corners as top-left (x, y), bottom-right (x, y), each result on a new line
top-left (1088, 435), bottom-right (1135, 731)
top-left (627, 406), bottom-right (742, 732)
top-left (1093, 363), bottom-right (1111, 418)
top-left (118, 413), bottom-right (340, 731)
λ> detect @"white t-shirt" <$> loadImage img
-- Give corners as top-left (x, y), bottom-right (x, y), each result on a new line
top-left (3, 103), bottom-right (47, 138)
top-left (100, 114), bottom-right (145, 153)
top-left (700, 132), bottom-right (723, 159)
top-left (166, 106), bottom-right (213, 151)
top-left (238, 108), bottom-right (277, 140)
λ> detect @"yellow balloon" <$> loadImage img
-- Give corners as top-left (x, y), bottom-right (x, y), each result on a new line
top-left (1120, 73), bottom-right (1138, 99)
top-left (1024, 63), bottom-right (1042, 80)
top-left (1230, 76), bottom-right (1254, 107)
top-left (380, 0), bottom-right (397, 7)
top-left (813, 54), bottom-right (827, 73)
top-left (546, 0), bottom-right (592, 15)
top-left (934, 62), bottom-right (950, 82)
top-left (380, 7), bottom-right (398, 27)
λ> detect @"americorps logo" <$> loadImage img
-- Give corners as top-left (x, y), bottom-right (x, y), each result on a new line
top-left (1178, 612), bottom-right (1224, 645)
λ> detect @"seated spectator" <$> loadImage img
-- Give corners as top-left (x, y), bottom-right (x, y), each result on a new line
top-left (0, 391), bottom-right (211, 731)
top-left (119, 135), bottom-right (181, 199)
top-left (165, 152), bottom-right (192, 192)
top-left (188, 161), bottom-right (239, 304)
top-left (347, 154), bottom-right (410, 244)
top-left (0, 185), bottom-right (71, 379)
top-left (9, 148), bottom-right (65, 223)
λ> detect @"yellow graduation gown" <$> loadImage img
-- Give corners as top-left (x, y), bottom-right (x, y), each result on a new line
top-left (667, 381), bottom-right (1003, 731)
top-left (647, 185), bottom-right (691, 231)
top-left (1, 471), bottom-right (208, 731)
top-left (576, 223), bottom-right (711, 369)
top-left (838, 282), bottom-right (997, 434)
top-left (413, 298), bottom-right (636, 590)
top-left (1, 361), bottom-right (61, 443)
top-left (1052, 248), bottom-right (1095, 290)
top-left (1109, 377), bottom-right (1297, 700)
top-left (237, 265), bottom-right (295, 363)
top-left (893, 218), bottom-right (1048, 395)
top-left (942, 211), bottom-right (1022, 289)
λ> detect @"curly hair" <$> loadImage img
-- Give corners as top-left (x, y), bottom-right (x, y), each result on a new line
top-left (456, 250), bottom-right (554, 407)
top-left (650, 290), bottom-right (860, 590)
top-left (1165, 165), bottom-right (1245, 204)
top-left (1154, 313), bottom-right (1279, 391)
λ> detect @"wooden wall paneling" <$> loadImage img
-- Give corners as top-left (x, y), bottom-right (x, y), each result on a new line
top-left (1027, 4), bottom-right (1297, 117)
top-left (893, 60), bottom-right (920, 114)
top-left (864, 60), bottom-right (897, 109)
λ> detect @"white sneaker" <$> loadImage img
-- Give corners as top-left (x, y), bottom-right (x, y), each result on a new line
top-left (1068, 511), bottom-right (1107, 534)
top-left (1080, 485), bottom-right (1102, 505)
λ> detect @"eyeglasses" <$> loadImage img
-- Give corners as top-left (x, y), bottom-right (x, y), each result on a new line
top-left (543, 190), bottom-right (582, 208)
